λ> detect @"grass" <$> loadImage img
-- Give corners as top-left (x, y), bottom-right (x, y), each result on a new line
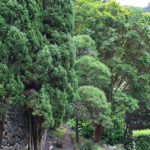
top-left (72, 131), bottom-right (104, 150)
top-left (51, 126), bottom-right (104, 150)
top-left (51, 126), bottom-right (66, 150)
top-left (51, 126), bottom-right (66, 141)
top-left (72, 131), bottom-right (91, 148)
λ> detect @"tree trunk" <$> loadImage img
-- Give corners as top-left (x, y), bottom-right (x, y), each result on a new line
top-left (28, 110), bottom-right (44, 150)
top-left (33, 117), bottom-right (43, 150)
top-left (76, 114), bottom-right (79, 143)
top-left (0, 113), bottom-right (5, 147)
top-left (28, 111), bottom-right (34, 150)
top-left (93, 124), bottom-right (103, 143)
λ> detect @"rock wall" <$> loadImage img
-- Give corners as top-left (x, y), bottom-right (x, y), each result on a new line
top-left (1, 107), bottom-right (29, 150)
top-left (0, 107), bottom-right (53, 150)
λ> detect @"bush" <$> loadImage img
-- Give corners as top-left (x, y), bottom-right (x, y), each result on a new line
top-left (68, 118), bottom-right (76, 129)
top-left (78, 121), bottom-right (93, 138)
top-left (133, 129), bottom-right (150, 150)
top-left (79, 140), bottom-right (103, 150)
top-left (101, 117), bottom-right (125, 145)
top-left (51, 127), bottom-right (66, 140)
top-left (68, 119), bottom-right (93, 138)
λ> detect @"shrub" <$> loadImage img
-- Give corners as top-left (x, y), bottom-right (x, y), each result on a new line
top-left (68, 118), bottom-right (76, 130)
top-left (79, 140), bottom-right (103, 150)
top-left (51, 127), bottom-right (66, 141)
top-left (78, 121), bottom-right (93, 138)
top-left (68, 119), bottom-right (93, 138)
top-left (133, 129), bottom-right (150, 150)
top-left (101, 117), bottom-right (125, 145)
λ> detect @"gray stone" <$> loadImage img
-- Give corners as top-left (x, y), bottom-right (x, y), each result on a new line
top-left (53, 139), bottom-right (63, 148)
top-left (1, 107), bottom-right (29, 149)
top-left (3, 146), bottom-right (9, 150)
top-left (2, 139), bottom-right (7, 146)
top-left (1, 106), bottom-right (51, 150)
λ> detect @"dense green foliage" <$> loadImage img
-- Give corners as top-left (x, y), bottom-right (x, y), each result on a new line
top-left (101, 117), bottom-right (125, 145)
top-left (79, 140), bottom-right (103, 150)
top-left (73, 35), bottom-right (98, 58)
top-left (77, 86), bottom-right (111, 126)
top-left (68, 119), bottom-right (94, 138)
top-left (42, 0), bottom-right (77, 127)
top-left (73, 31), bottom-right (113, 141)
top-left (0, 0), bottom-right (77, 128)
top-left (133, 129), bottom-right (150, 150)
top-left (0, 0), bottom-right (150, 149)
top-left (75, 56), bottom-right (111, 89)
top-left (74, 0), bottom-right (150, 146)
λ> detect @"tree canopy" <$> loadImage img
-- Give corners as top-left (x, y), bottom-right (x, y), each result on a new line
top-left (0, 0), bottom-right (77, 129)
top-left (74, 0), bottom-right (150, 145)
top-left (0, 0), bottom-right (150, 149)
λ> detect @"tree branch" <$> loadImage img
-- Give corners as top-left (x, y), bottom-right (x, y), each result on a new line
top-left (114, 72), bottom-right (128, 92)
top-left (110, 109), bottom-right (124, 116)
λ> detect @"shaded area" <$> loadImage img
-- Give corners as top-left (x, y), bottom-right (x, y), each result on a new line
top-left (62, 124), bottom-right (75, 150)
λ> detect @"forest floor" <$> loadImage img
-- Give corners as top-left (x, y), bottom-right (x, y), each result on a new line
top-left (62, 124), bottom-right (75, 150)
top-left (51, 124), bottom-right (75, 150)
top-left (52, 124), bottom-right (123, 150)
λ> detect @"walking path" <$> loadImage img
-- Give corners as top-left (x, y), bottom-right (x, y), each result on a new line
top-left (62, 124), bottom-right (75, 150)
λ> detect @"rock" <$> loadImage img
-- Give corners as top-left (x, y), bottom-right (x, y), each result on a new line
top-left (3, 146), bottom-right (9, 150)
top-left (15, 143), bottom-right (20, 149)
top-left (1, 106), bottom-right (50, 150)
top-left (53, 139), bottom-right (63, 148)
top-left (9, 146), bottom-right (13, 150)
top-left (2, 139), bottom-right (7, 146)
top-left (1, 107), bottom-right (29, 149)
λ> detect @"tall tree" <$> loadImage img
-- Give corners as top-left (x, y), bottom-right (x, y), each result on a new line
top-left (74, 0), bottom-right (149, 144)
top-left (0, 0), bottom-right (77, 149)
top-left (75, 55), bottom-right (138, 142)
top-left (76, 85), bottom-right (111, 142)
top-left (42, 0), bottom-right (77, 127)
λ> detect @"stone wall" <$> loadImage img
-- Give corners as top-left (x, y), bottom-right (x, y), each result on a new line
top-left (0, 106), bottom-right (53, 150)
top-left (1, 107), bottom-right (29, 150)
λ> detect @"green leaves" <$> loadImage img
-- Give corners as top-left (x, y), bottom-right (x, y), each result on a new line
top-left (75, 56), bottom-right (111, 89)
top-left (112, 92), bottom-right (139, 113)
top-left (36, 45), bottom-right (52, 73)
top-left (0, 0), bottom-right (77, 129)
top-left (73, 35), bottom-right (98, 58)
top-left (133, 129), bottom-right (150, 150)
top-left (77, 85), bottom-right (111, 125)
top-left (6, 26), bottom-right (28, 64)
top-left (74, 0), bottom-right (150, 142)
top-left (28, 86), bottom-right (54, 128)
